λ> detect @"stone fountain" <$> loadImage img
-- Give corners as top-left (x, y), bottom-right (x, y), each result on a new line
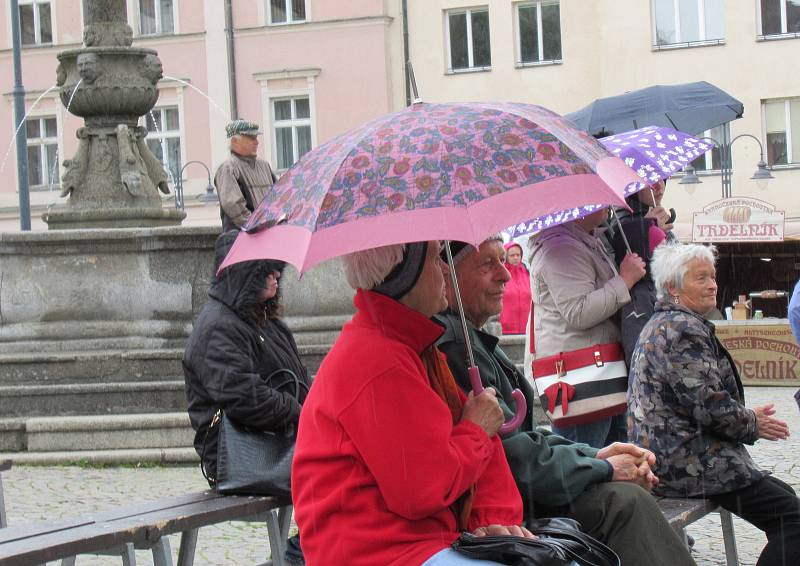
top-left (0, 0), bottom-right (359, 463)
top-left (43, 0), bottom-right (185, 229)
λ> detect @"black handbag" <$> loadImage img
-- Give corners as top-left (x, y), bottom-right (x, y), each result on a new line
top-left (202, 368), bottom-right (308, 496)
top-left (451, 517), bottom-right (620, 566)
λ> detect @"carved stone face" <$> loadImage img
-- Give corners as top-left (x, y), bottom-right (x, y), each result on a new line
top-left (56, 63), bottom-right (66, 86)
top-left (142, 55), bottom-right (163, 85)
top-left (77, 53), bottom-right (102, 84)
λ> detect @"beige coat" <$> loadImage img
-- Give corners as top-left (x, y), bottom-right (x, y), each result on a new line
top-left (214, 152), bottom-right (275, 231)
top-left (528, 222), bottom-right (630, 360)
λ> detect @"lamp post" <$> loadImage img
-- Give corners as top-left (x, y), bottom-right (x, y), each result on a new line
top-left (177, 160), bottom-right (216, 210)
top-left (679, 133), bottom-right (773, 197)
top-left (10, 0), bottom-right (31, 230)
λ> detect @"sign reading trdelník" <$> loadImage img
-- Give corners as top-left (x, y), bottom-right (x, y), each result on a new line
top-left (692, 197), bottom-right (785, 243)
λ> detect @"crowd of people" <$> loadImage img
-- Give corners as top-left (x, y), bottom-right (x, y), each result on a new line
top-left (179, 118), bottom-right (799, 566)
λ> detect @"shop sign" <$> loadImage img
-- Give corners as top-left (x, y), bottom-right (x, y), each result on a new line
top-left (715, 323), bottom-right (800, 386)
top-left (692, 197), bottom-right (785, 242)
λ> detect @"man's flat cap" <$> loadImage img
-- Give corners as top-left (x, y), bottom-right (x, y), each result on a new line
top-left (226, 119), bottom-right (262, 138)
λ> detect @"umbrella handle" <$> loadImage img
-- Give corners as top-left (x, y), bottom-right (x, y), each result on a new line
top-left (468, 366), bottom-right (527, 434)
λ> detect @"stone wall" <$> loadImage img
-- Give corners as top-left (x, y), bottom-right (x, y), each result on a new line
top-left (0, 225), bottom-right (354, 360)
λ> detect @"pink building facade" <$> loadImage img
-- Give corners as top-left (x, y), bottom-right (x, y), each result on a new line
top-left (0, 0), bottom-right (405, 230)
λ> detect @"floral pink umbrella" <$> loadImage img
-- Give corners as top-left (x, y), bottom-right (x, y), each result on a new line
top-left (221, 101), bottom-right (641, 432)
top-left (222, 102), bottom-right (639, 272)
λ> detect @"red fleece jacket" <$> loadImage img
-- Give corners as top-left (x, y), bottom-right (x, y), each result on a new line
top-left (292, 290), bottom-right (522, 566)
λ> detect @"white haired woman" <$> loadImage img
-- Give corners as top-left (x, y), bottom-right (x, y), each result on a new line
top-left (292, 241), bottom-right (533, 566)
top-left (628, 242), bottom-right (800, 566)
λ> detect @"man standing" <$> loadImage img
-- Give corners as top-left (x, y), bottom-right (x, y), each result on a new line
top-left (435, 236), bottom-right (695, 566)
top-left (215, 119), bottom-right (276, 231)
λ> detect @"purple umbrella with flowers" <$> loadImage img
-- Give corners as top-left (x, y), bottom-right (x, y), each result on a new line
top-left (505, 126), bottom-right (714, 239)
top-left (220, 101), bottom-right (641, 432)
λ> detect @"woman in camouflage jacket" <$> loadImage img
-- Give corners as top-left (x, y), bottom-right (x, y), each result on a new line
top-left (628, 242), bottom-right (799, 566)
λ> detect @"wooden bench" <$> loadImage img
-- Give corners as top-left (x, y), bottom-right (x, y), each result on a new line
top-left (0, 488), bottom-right (292, 566)
top-left (658, 497), bottom-right (738, 566)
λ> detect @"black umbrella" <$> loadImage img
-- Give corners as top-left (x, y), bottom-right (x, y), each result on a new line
top-left (565, 81), bottom-right (744, 137)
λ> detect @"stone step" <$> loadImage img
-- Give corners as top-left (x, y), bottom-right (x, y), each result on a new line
top-left (0, 380), bottom-right (187, 418)
top-left (0, 343), bottom-right (333, 385)
top-left (28, 413), bottom-right (195, 453)
top-left (0, 446), bottom-right (199, 466)
top-left (0, 413), bottom-right (196, 454)
top-left (0, 349), bottom-right (185, 385)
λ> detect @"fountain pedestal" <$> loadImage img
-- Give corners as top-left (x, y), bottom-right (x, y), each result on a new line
top-left (44, 0), bottom-right (184, 229)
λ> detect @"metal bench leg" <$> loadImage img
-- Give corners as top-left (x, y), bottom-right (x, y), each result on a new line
top-left (266, 508), bottom-right (286, 566)
top-left (0, 473), bottom-right (7, 529)
top-left (720, 509), bottom-right (739, 566)
top-left (177, 528), bottom-right (199, 566)
top-left (120, 542), bottom-right (137, 566)
top-left (278, 505), bottom-right (293, 541)
top-left (60, 558), bottom-right (76, 566)
top-left (151, 536), bottom-right (174, 566)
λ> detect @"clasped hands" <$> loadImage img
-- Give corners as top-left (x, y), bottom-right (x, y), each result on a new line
top-left (596, 442), bottom-right (659, 491)
top-left (472, 524), bottom-right (537, 539)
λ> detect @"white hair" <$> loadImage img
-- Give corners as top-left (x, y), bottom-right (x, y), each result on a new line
top-left (342, 244), bottom-right (406, 290)
top-left (651, 242), bottom-right (717, 301)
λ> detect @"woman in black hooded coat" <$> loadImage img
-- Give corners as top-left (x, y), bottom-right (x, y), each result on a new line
top-left (183, 230), bottom-right (311, 481)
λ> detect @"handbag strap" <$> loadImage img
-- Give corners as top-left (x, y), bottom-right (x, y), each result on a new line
top-left (264, 367), bottom-right (310, 400)
top-left (200, 409), bottom-right (222, 486)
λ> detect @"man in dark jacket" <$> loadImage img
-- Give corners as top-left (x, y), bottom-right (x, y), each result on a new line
top-left (184, 230), bottom-right (310, 479)
top-left (435, 237), bottom-right (695, 566)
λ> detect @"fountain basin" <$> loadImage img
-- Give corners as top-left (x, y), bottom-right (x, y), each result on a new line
top-left (57, 47), bottom-right (162, 128)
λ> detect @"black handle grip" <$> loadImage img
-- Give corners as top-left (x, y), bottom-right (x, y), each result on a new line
top-left (667, 208), bottom-right (677, 224)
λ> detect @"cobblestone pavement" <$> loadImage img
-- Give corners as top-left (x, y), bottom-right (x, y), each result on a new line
top-left (3, 386), bottom-right (799, 565)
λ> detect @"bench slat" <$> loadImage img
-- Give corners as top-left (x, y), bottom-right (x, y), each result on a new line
top-left (0, 492), bottom-right (222, 544)
top-left (0, 517), bottom-right (151, 566)
top-left (0, 491), bottom-right (291, 565)
top-left (658, 497), bottom-right (718, 528)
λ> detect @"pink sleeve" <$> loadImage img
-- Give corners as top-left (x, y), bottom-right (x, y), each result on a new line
top-left (648, 224), bottom-right (667, 255)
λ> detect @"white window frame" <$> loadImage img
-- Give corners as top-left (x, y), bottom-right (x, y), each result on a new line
top-left (445, 6), bottom-right (491, 73)
top-left (18, 0), bottom-right (54, 46)
top-left (140, 104), bottom-right (185, 185)
top-left (25, 114), bottom-right (60, 190)
top-left (757, 0), bottom-right (800, 38)
top-left (266, 0), bottom-right (309, 26)
top-left (515, 1), bottom-right (562, 66)
top-left (270, 96), bottom-right (313, 172)
top-left (134, 0), bottom-right (178, 36)
top-left (761, 98), bottom-right (800, 166)
top-left (651, 0), bottom-right (724, 48)
top-left (255, 69), bottom-right (319, 175)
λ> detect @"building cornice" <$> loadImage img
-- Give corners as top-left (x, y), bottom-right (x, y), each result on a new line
top-left (0, 31), bottom-right (206, 55)
top-left (235, 15), bottom-right (393, 38)
top-left (130, 31), bottom-right (207, 47)
top-left (252, 68), bottom-right (321, 82)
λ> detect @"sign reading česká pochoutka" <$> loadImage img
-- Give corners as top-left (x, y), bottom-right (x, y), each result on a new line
top-left (692, 197), bottom-right (785, 242)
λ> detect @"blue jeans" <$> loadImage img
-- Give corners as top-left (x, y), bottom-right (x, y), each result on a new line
top-left (421, 548), bottom-right (504, 565)
top-left (552, 412), bottom-right (627, 448)
top-left (423, 548), bottom-right (579, 566)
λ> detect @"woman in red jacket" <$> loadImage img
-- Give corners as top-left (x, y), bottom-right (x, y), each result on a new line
top-left (499, 242), bottom-right (532, 334)
top-left (292, 240), bottom-right (530, 566)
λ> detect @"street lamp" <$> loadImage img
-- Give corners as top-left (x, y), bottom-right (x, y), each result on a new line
top-left (177, 160), bottom-right (216, 210)
top-left (679, 133), bottom-right (774, 197)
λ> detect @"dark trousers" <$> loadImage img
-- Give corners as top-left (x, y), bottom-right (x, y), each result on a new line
top-left (709, 475), bottom-right (800, 566)
top-left (537, 482), bottom-right (696, 566)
